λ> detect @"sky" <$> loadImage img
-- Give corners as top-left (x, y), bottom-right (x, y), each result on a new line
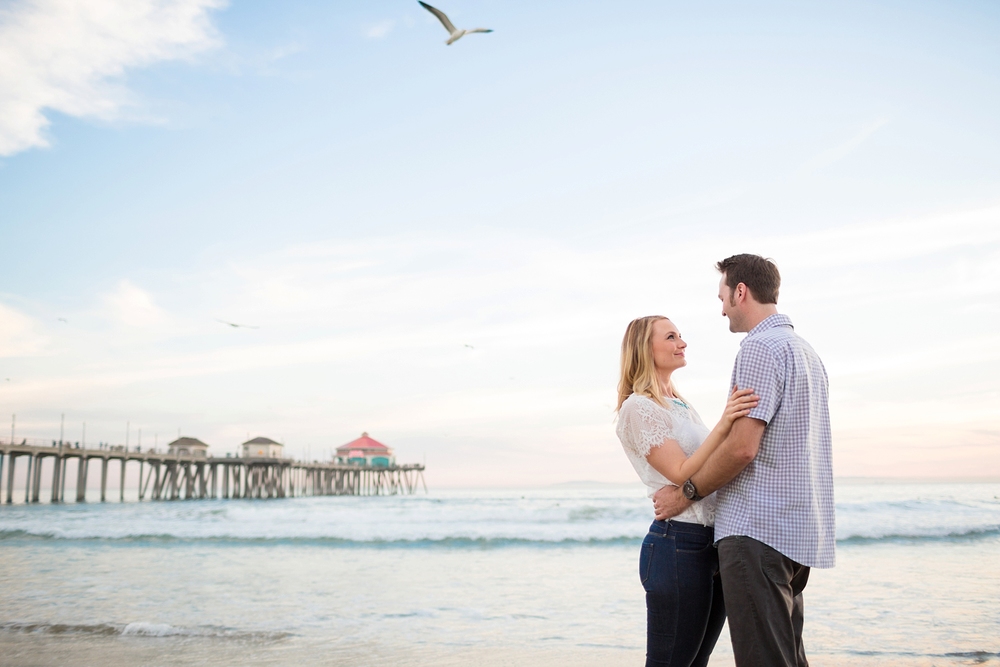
top-left (0, 0), bottom-right (998, 486)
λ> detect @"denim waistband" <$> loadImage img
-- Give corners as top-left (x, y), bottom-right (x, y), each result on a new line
top-left (648, 519), bottom-right (714, 536)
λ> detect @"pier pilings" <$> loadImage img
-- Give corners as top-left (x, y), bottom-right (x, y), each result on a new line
top-left (0, 442), bottom-right (426, 503)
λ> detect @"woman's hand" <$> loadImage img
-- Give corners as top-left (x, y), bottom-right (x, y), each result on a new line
top-left (646, 387), bottom-right (758, 486)
top-left (720, 386), bottom-right (759, 430)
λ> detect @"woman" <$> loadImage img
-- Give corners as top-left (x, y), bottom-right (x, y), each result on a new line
top-left (616, 316), bottom-right (757, 667)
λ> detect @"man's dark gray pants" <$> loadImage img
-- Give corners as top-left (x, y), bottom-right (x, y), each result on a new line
top-left (717, 535), bottom-right (811, 667)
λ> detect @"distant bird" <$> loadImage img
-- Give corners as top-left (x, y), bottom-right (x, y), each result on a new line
top-left (216, 319), bottom-right (260, 330)
top-left (57, 318), bottom-right (67, 323)
top-left (463, 344), bottom-right (475, 349)
top-left (418, 1), bottom-right (493, 45)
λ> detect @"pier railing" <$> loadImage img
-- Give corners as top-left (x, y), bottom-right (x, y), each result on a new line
top-left (0, 441), bottom-right (426, 503)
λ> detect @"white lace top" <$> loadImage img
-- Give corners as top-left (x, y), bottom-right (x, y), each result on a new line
top-left (616, 393), bottom-right (717, 526)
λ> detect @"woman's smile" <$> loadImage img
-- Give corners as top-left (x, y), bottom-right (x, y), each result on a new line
top-left (650, 318), bottom-right (688, 372)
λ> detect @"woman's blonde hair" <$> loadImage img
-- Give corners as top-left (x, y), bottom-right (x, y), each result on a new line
top-left (616, 315), bottom-right (684, 411)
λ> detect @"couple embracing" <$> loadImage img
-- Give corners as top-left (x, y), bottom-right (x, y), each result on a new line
top-left (615, 254), bottom-right (835, 667)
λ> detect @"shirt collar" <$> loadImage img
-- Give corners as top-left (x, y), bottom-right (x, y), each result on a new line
top-left (743, 313), bottom-right (793, 341)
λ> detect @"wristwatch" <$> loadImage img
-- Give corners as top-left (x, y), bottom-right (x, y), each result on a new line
top-left (682, 478), bottom-right (703, 502)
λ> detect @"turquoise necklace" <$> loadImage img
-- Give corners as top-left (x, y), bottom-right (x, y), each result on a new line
top-left (668, 397), bottom-right (689, 410)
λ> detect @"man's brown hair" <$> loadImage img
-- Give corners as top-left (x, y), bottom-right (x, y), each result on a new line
top-left (716, 254), bottom-right (780, 305)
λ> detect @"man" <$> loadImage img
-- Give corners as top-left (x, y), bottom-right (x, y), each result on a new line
top-left (653, 254), bottom-right (835, 667)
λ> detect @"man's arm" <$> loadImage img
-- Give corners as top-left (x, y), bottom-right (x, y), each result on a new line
top-left (690, 417), bottom-right (765, 496)
top-left (652, 417), bottom-right (765, 520)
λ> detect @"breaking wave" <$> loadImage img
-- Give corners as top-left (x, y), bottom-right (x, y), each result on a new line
top-left (0, 484), bottom-right (997, 547)
top-left (0, 621), bottom-right (290, 641)
top-left (1, 527), bottom-right (997, 547)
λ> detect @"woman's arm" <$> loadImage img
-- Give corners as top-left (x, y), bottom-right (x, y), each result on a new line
top-left (645, 387), bottom-right (757, 487)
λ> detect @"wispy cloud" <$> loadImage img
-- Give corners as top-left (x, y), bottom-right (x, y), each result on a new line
top-left (800, 116), bottom-right (890, 173)
top-left (2, 204), bottom-right (998, 481)
top-left (101, 280), bottom-right (170, 329)
top-left (0, 0), bottom-right (226, 157)
top-left (764, 203), bottom-right (1000, 269)
top-left (365, 20), bottom-right (395, 39)
top-left (0, 302), bottom-right (48, 358)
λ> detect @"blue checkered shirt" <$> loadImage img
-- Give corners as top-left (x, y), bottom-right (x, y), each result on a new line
top-left (714, 314), bottom-right (836, 568)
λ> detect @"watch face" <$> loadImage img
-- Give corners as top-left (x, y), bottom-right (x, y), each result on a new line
top-left (683, 480), bottom-right (695, 499)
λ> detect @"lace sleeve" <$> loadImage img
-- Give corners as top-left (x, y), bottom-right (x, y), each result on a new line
top-left (688, 406), bottom-right (707, 429)
top-left (617, 396), bottom-right (679, 459)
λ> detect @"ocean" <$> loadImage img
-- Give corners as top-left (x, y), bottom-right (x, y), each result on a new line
top-left (1, 480), bottom-right (998, 666)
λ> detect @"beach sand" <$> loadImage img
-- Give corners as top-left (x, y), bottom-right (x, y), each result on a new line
top-left (3, 634), bottom-right (995, 666)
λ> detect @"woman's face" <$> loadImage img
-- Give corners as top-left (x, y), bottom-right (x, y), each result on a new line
top-left (650, 318), bottom-right (687, 373)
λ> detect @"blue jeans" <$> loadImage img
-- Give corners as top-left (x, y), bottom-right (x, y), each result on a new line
top-left (639, 520), bottom-right (726, 667)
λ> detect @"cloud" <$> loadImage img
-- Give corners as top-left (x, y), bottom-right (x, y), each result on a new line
top-left (765, 203), bottom-right (1000, 270)
top-left (365, 20), bottom-right (395, 39)
top-left (4, 203), bottom-right (998, 482)
top-left (800, 116), bottom-right (890, 173)
top-left (0, 302), bottom-right (48, 357)
top-left (0, 0), bottom-right (226, 157)
top-left (102, 280), bottom-right (170, 328)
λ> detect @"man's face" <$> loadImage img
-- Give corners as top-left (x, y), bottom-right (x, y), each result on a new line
top-left (718, 274), bottom-right (742, 333)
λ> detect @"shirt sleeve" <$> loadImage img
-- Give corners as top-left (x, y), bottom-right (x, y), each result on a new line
top-left (617, 398), bottom-right (679, 459)
top-left (733, 340), bottom-right (784, 424)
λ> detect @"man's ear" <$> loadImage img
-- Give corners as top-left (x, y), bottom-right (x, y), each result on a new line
top-left (735, 282), bottom-right (748, 304)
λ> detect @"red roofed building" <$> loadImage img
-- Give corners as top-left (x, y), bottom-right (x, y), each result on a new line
top-left (335, 432), bottom-right (395, 467)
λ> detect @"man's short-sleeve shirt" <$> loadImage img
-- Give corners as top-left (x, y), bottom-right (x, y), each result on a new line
top-left (714, 314), bottom-right (836, 568)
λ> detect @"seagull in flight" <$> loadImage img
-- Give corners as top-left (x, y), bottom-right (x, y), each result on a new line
top-left (418, 2), bottom-right (493, 45)
top-left (217, 319), bottom-right (260, 330)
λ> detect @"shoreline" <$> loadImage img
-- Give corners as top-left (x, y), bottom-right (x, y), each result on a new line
top-left (1, 634), bottom-right (996, 667)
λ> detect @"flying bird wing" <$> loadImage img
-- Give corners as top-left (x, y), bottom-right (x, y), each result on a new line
top-left (216, 319), bottom-right (260, 329)
top-left (419, 1), bottom-right (457, 34)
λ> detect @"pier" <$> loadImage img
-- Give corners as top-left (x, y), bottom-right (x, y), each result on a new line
top-left (0, 439), bottom-right (426, 503)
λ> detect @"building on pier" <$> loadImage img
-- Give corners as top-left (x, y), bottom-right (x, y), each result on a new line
top-left (335, 432), bottom-right (395, 467)
top-left (168, 437), bottom-right (209, 458)
top-left (242, 436), bottom-right (284, 459)
top-left (1, 439), bottom-right (426, 502)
